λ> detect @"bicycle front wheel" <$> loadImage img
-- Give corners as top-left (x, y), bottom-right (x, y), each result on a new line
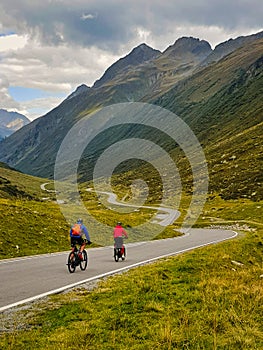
top-left (67, 252), bottom-right (76, 273)
top-left (80, 250), bottom-right (88, 271)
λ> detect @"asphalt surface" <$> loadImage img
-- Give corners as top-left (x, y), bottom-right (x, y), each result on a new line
top-left (87, 188), bottom-right (180, 226)
top-left (0, 228), bottom-right (237, 311)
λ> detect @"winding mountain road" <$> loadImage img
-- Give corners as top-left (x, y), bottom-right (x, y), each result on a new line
top-left (0, 228), bottom-right (237, 312)
top-left (87, 188), bottom-right (180, 226)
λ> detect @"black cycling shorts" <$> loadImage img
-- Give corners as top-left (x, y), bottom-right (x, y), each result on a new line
top-left (70, 236), bottom-right (85, 247)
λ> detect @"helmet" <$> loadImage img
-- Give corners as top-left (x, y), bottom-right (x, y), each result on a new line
top-left (77, 218), bottom-right (83, 224)
top-left (117, 222), bottom-right (122, 226)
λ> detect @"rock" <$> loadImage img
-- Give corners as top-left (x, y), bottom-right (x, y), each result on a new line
top-left (231, 260), bottom-right (244, 267)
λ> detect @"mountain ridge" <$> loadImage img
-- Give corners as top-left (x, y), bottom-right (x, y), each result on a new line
top-left (201, 30), bottom-right (263, 66)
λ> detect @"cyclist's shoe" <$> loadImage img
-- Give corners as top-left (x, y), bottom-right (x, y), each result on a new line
top-left (78, 252), bottom-right (83, 260)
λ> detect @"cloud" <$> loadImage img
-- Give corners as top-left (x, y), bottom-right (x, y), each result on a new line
top-left (0, 0), bottom-right (262, 51)
top-left (0, 41), bottom-right (119, 89)
top-left (0, 39), bottom-right (119, 119)
top-left (0, 75), bottom-right (20, 110)
top-left (21, 96), bottom-right (67, 120)
top-left (0, 33), bottom-right (28, 52)
top-left (81, 13), bottom-right (97, 20)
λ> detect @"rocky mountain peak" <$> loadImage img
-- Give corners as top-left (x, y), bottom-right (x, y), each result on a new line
top-left (163, 36), bottom-right (212, 61)
top-left (67, 84), bottom-right (90, 100)
top-left (93, 43), bottom-right (161, 88)
top-left (127, 43), bottom-right (161, 62)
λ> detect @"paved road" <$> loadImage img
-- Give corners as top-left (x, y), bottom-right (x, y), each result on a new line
top-left (87, 188), bottom-right (180, 226)
top-left (0, 228), bottom-right (237, 311)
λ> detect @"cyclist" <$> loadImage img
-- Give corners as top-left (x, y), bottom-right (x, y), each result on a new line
top-left (113, 222), bottom-right (128, 255)
top-left (70, 219), bottom-right (91, 260)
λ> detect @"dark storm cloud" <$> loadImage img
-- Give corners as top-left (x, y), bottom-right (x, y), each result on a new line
top-left (0, 0), bottom-right (141, 50)
top-left (0, 0), bottom-right (262, 51)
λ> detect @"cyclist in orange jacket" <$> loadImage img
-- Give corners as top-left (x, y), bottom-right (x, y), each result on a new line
top-left (70, 219), bottom-right (91, 260)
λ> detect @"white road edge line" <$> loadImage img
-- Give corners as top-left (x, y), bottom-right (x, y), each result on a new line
top-left (0, 235), bottom-right (189, 265)
top-left (0, 230), bottom-right (238, 312)
top-left (0, 244), bottom-right (144, 265)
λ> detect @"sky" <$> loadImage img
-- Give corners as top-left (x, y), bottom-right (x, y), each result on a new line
top-left (0, 0), bottom-right (262, 121)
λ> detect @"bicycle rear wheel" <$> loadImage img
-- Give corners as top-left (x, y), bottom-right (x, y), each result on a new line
top-left (80, 250), bottom-right (88, 270)
top-left (114, 248), bottom-right (119, 262)
top-left (67, 252), bottom-right (76, 273)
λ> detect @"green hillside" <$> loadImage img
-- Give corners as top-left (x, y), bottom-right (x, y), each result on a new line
top-left (0, 162), bottom-right (49, 200)
top-left (154, 37), bottom-right (263, 201)
top-left (0, 163), bottom-right (70, 258)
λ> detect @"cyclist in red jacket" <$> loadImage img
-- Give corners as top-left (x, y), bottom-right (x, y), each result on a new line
top-left (113, 222), bottom-right (128, 255)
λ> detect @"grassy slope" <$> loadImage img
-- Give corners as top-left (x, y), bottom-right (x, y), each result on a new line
top-left (0, 164), bottom-right (70, 258)
top-left (0, 162), bottom-right (50, 199)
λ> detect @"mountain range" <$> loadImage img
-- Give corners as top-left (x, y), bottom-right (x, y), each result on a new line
top-left (0, 31), bottom-right (262, 201)
top-left (0, 109), bottom-right (30, 140)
